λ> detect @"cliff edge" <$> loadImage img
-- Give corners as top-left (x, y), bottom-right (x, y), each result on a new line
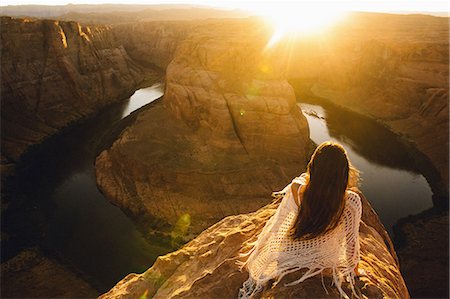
top-left (100, 192), bottom-right (409, 298)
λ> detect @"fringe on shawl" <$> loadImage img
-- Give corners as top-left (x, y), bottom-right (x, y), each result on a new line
top-left (236, 241), bottom-right (257, 271)
top-left (238, 267), bottom-right (360, 299)
top-left (236, 188), bottom-right (287, 272)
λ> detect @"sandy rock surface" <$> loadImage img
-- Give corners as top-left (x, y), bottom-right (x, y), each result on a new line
top-left (99, 192), bottom-right (409, 299)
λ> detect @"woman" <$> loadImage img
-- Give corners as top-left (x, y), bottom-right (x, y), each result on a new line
top-left (238, 141), bottom-right (362, 299)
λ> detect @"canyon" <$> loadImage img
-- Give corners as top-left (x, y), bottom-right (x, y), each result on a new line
top-left (1, 12), bottom-right (448, 298)
top-left (0, 16), bottom-right (189, 297)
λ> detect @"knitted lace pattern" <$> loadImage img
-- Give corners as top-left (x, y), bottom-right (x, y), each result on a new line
top-left (238, 174), bottom-right (362, 298)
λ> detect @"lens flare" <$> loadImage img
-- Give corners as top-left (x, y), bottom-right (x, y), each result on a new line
top-left (257, 3), bottom-right (348, 47)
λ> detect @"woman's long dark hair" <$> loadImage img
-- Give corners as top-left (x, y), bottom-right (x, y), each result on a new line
top-left (291, 141), bottom-right (351, 240)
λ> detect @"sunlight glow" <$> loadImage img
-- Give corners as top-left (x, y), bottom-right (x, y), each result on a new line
top-left (261, 4), bottom-right (347, 47)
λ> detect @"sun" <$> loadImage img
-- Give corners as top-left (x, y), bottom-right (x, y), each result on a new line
top-left (255, 3), bottom-right (348, 47)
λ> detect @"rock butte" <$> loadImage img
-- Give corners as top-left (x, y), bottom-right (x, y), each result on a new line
top-left (96, 19), bottom-right (310, 239)
top-left (99, 192), bottom-right (409, 299)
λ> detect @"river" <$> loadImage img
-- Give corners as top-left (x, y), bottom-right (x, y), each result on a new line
top-left (298, 102), bottom-right (433, 234)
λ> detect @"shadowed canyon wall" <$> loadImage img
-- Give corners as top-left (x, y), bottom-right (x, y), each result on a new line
top-left (111, 21), bottom-right (192, 70)
top-left (288, 13), bottom-right (449, 198)
top-left (95, 19), bottom-right (310, 240)
top-left (1, 17), bottom-right (143, 166)
top-left (0, 17), bottom-right (190, 175)
top-left (100, 192), bottom-right (409, 299)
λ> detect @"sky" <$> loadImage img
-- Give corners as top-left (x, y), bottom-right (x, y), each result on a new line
top-left (1, 0), bottom-right (449, 13)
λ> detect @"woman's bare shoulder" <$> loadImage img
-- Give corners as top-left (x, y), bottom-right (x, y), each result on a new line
top-left (291, 183), bottom-right (301, 207)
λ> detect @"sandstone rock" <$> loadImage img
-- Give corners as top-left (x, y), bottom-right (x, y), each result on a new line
top-left (394, 209), bottom-right (449, 298)
top-left (99, 192), bottom-right (409, 299)
top-left (0, 16), bottom-right (159, 165)
top-left (96, 19), bottom-right (310, 238)
top-left (1, 247), bottom-right (99, 298)
top-left (111, 21), bottom-right (191, 70)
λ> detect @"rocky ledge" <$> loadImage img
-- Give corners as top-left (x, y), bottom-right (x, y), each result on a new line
top-left (100, 192), bottom-right (409, 298)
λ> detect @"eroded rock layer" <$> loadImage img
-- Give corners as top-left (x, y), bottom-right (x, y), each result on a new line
top-left (0, 17), bottom-right (162, 168)
top-left (111, 21), bottom-right (192, 70)
top-left (96, 19), bottom-right (310, 238)
top-left (99, 192), bottom-right (409, 299)
top-left (288, 13), bottom-right (449, 197)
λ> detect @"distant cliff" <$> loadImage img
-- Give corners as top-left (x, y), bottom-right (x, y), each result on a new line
top-left (95, 18), bottom-right (310, 239)
top-left (288, 13), bottom-right (449, 198)
top-left (100, 192), bottom-right (409, 299)
top-left (111, 21), bottom-right (191, 70)
top-left (0, 17), bottom-right (139, 165)
top-left (0, 17), bottom-right (190, 174)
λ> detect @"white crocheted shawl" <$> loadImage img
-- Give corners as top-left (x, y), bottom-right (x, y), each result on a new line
top-left (239, 174), bottom-right (362, 298)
